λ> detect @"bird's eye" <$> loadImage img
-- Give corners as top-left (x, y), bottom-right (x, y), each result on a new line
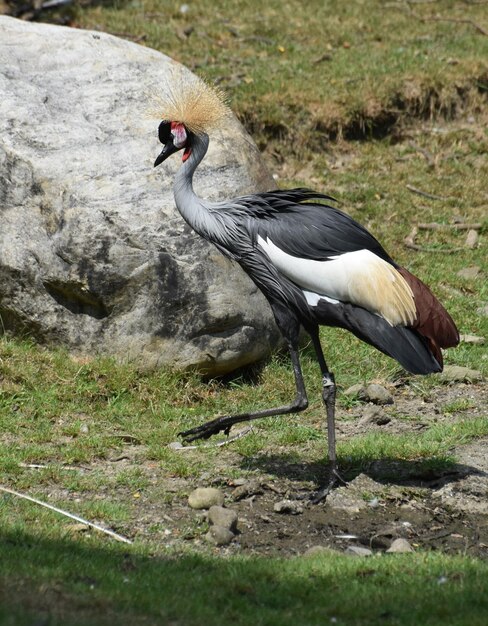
top-left (158, 120), bottom-right (171, 145)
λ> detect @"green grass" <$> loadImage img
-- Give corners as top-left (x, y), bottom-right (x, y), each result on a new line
top-left (1, 529), bottom-right (488, 626)
top-left (1, 0), bottom-right (488, 624)
top-left (66, 0), bottom-right (488, 149)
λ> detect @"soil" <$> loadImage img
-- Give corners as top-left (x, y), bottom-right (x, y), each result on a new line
top-left (83, 381), bottom-right (488, 559)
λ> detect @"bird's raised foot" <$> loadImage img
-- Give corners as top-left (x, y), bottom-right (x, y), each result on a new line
top-left (310, 467), bottom-right (347, 504)
top-left (179, 417), bottom-right (232, 444)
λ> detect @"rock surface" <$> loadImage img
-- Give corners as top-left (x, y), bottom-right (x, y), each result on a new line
top-left (273, 500), bottom-right (304, 515)
top-left (205, 525), bottom-right (235, 546)
top-left (0, 16), bottom-right (279, 374)
top-left (386, 538), bottom-right (414, 553)
top-left (326, 474), bottom-right (384, 513)
top-left (359, 384), bottom-right (394, 405)
top-left (188, 487), bottom-right (225, 510)
top-left (208, 505), bottom-right (238, 532)
top-left (460, 334), bottom-right (485, 345)
top-left (440, 366), bottom-right (483, 383)
top-left (345, 546), bottom-right (373, 557)
top-left (456, 266), bottom-right (481, 280)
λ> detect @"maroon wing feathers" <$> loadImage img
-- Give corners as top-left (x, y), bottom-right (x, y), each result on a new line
top-left (398, 267), bottom-right (459, 368)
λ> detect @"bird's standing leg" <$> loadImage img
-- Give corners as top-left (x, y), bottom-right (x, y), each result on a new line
top-left (308, 328), bottom-right (344, 502)
top-left (179, 339), bottom-right (308, 443)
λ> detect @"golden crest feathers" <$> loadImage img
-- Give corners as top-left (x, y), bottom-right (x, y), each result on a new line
top-left (149, 66), bottom-right (231, 135)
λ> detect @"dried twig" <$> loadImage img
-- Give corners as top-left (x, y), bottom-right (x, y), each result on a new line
top-left (403, 225), bottom-right (464, 253)
top-left (313, 53), bottom-right (333, 64)
top-left (18, 462), bottom-right (89, 471)
top-left (409, 142), bottom-right (436, 168)
top-left (41, 0), bottom-right (73, 8)
top-left (406, 184), bottom-right (452, 201)
top-left (417, 15), bottom-right (488, 36)
top-left (418, 222), bottom-right (482, 230)
top-left (404, 226), bottom-right (419, 249)
top-left (0, 485), bottom-right (132, 544)
top-left (108, 32), bottom-right (147, 43)
top-left (405, 4), bottom-right (488, 36)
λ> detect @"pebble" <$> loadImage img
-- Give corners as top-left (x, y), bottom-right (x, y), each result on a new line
top-left (460, 334), bottom-right (485, 346)
top-left (457, 266), bottom-right (481, 280)
top-left (205, 525), bottom-right (235, 546)
top-left (343, 383), bottom-right (364, 397)
top-left (230, 478), bottom-right (247, 487)
top-left (231, 480), bottom-right (263, 501)
top-left (302, 545), bottom-right (337, 557)
top-left (326, 474), bottom-right (384, 513)
top-left (345, 546), bottom-right (373, 557)
top-left (386, 538), bottom-right (414, 553)
top-left (358, 405), bottom-right (391, 426)
top-left (208, 505), bottom-right (238, 532)
top-left (273, 500), bottom-right (304, 515)
top-left (477, 303), bottom-right (488, 317)
top-left (359, 383), bottom-right (394, 405)
top-left (188, 487), bottom-right (225, 510)
top-left (440, 365), bottom-right (483, 383)
top-left (66, 522), bottom-right (89, 534)
top-left (327, 490), bottom-right (368, 514)
top-left (465, 229), bottom-right (478, 249)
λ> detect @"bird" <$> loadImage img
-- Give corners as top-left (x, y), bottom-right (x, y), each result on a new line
top-left (152, 73), bottom-right (459, 500)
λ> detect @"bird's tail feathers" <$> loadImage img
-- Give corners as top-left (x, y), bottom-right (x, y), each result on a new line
top-left (348, 308), bottom-right (442, 375)
top-left (313, 300), bottom-right (442, 374)
top-left (397, 268), bottom-right (460, 368)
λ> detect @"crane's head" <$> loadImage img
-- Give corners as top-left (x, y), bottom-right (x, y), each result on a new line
top-left (154, 121), bottom-right (192, 167)
top-left (152, 70), bottom-right (230, 168)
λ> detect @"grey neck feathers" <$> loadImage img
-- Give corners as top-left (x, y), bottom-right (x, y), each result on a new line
top-left (173, 133), bottom-right (215, 237)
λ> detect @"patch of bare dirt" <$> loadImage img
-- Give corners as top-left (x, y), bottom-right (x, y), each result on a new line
top-left (38, 382), bottom-right (488, 558)
top-left (115, 382), bottom-right (488, 557)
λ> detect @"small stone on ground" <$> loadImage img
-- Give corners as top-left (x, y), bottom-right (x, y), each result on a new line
top-left (440, 366), bottom-right (483, 383)
top-left (386, 538), bottom-right (414, 553)
top-left (346, 546), bottom-right (373, 557)
top-left (359, 384), bottom-right (394, 405)
top-left (457, 266), bottom-right (481, 280)
top-left (273, 500), bottom-right (304, 515)
top-left (206, 525), bottom-right (235, 546)
top-left (231, 480), bottom-right (263, 501)
top-left (460, 334), bottom-right (485, 345)
top-left (358, 405), bottom-right (391, 426)
top-left (208, 505), bottom-right (238, 532)
top-left (188, 487), bottom-right (225, 510)
top-left (302, 546), bottom-right (337, 557)
top-left (344, 383), bottom-right (364, 397)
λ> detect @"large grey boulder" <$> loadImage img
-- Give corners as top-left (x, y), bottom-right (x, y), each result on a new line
top-left (0, 16), bottom-right (280, 374)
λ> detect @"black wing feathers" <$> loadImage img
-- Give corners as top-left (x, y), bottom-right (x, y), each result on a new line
top-left (229, 188), bottom-right (394, 263)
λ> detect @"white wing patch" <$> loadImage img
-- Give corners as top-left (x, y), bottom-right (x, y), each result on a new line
top-left (257, 235), bottom-right (416, 326)
top-left (303, 290), bottom-right (340, 307)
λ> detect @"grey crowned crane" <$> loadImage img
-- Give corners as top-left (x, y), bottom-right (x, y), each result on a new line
top-left (153, 75), bottom-right (459, 500)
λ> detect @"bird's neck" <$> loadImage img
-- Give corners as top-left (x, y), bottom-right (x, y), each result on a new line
top-left (173, 133), bottom-right (213, 236)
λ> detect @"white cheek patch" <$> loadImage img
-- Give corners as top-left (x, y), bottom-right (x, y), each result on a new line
top-left (171, 123), bottom-right (187, 149)
top-left (257, 235), bottom-right (416, 326)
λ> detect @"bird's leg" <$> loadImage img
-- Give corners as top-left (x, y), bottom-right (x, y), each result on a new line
top-left (309, 328), bottom-right (344, 503)
top-left (179, 341), bottom-right (308, 443)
